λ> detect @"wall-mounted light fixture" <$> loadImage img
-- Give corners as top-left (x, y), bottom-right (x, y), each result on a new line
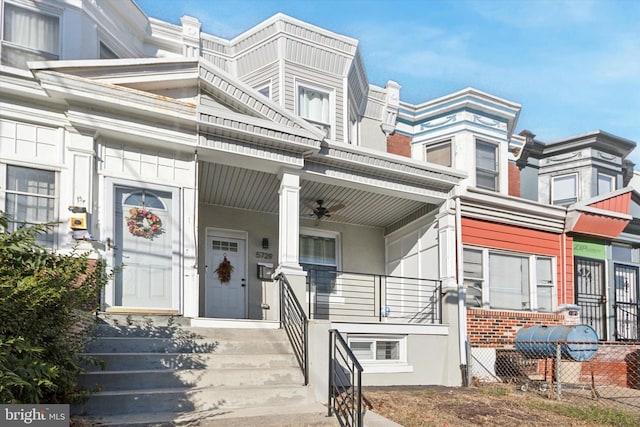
top-left (262, 237), bottom-right (269, 249)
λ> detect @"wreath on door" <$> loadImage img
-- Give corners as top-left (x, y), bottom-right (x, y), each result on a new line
top-left (215, 255), bottom-right (234, 283)
top-left (127, 207), bottom-right (163, 239)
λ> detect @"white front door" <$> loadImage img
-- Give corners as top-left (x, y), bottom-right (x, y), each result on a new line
top-left (205, 233), bottom-right (247, 318)
top-left (113, 186), bottom-right (175, 309)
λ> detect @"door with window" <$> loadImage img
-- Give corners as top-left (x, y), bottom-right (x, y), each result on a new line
top-left (114, 187), bottom-right (174, 310)
top-left (575, 257), bottom-right (606, 339)
top-left (205, 233), bottom-right (246, 318)
top-left (614, 264), bottom-right (639, 341)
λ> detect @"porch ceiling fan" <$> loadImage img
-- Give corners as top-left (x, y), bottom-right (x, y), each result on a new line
top-left (305, 199), bottom-right (347, 224)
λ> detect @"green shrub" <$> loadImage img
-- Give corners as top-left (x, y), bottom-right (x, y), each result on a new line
top-left (0, 211), bottom-right (108, 403)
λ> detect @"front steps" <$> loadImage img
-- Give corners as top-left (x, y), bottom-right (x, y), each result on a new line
top-left (74, 314), bottom-right (336, 426)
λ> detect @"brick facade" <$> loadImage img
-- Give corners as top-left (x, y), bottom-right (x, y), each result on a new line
top-left (467, 309), bottom-right (564, 348)
top-left (508, 162), bottom-right (521, 197)
top-left (386, 133), bottom-right (412, 158)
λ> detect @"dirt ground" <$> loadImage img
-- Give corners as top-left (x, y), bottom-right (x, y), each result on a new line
top-left (363, 385), bottom-right (640, 427)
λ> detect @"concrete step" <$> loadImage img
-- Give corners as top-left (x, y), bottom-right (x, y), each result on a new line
top-left (92, 324), bottom-right (285, 340)
top-left (78, 367), bottom-right (304, 391)
top-left (73, 403), bottom-right (339, 426)
top-left (73, 384), bottom-right (313, 416)
top-left (80, 352), bottom-right (299, 371)
top-left (83, 336), bottom-right (292, 354)
top-left (96, 313), bottom-right (190, 327)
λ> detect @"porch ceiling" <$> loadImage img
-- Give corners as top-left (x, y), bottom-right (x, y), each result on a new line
top-left (199, 162), bottom-right (437, 229)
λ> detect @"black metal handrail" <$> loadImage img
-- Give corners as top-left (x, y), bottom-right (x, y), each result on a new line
top-left (614, 303), bottom-right (639, 341)
top-left (278, 273), bottom-right (309, 385)
top-left (328, 329), bottom-right (363, 427)
top-left (308, 270), bottom-right (442, 324)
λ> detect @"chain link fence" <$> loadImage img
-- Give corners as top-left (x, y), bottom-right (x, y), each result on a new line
top-left (470, 341), bottom-right (640, 412)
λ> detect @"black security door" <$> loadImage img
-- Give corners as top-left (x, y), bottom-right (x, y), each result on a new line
top-left (613, 264), bottom-right (639, 341)
top-left (575, 257), bottom-right (606, 340)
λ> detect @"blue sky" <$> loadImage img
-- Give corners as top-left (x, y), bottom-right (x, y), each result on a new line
top-left (135, 0), bottom-right (640, 164)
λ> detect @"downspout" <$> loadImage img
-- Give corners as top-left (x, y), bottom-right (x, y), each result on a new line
top-left (455, 196), bottom-right (469, 385)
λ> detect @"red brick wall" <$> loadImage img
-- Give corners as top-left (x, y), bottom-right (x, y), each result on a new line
top-left (467, 309), bottom-right (564, 348)
top-left (387, 133), bottom-right (411, 158)
top-left (508, 162), bottom-right (520, 197)
top-left (580, 343), bottom-right (640, 388)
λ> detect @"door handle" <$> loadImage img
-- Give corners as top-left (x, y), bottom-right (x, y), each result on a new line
top-left (106, 237), bottom-right (118, 250)
top-left (241, 278), bottom-right (246, 287)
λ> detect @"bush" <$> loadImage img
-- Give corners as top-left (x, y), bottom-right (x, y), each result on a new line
top-left (0, 212), bottom-right (108, 403)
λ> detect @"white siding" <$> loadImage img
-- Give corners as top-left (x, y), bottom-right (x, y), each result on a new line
top-left (100, 140), bottom-right (194, 186)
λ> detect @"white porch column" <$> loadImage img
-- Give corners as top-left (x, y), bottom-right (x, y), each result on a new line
top-left (438, 199), bottom-right (465, 386)
top-left (275, 170), bottom-right (307, 311)
top-left (276, 170), bottom-right (303, 273)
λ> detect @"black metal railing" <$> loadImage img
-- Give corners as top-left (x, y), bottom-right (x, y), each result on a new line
top-left (278, 273), bottom-right (309, 385)
top-left (614, 303), bottom-right (639, 341)
top-left (328, 329), bottom-right (363, 427)
top-left (307, 270), bottom-right (442, 324)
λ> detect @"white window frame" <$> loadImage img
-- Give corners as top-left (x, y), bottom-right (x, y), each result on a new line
top-left (552, 173), bottom-right (578, 205)
top-left (1, 2), bottom-right (62, 68)
top-left (295, 79), bottom-right (334, 139)
top-left (347, 335), bottom-right (411, 373)
top-left (597, 172), bottom-right (615, 196)
top-left (300, 227), bottom-right (341, 298)
top-left (475, 139), bottom-right (499, 191)
top-left (425, 139), bottom-right (453, 167)
top-left (0, 163), bottom-right (58, 247)
top-left (463, 246), bottom-right (557, 312)
top-left (99, 41), bottom-right (118, 59)
top-left (255, 81), bottom-right (271, 100)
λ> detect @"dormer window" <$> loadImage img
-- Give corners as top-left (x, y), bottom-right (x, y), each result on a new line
top-left (475, 140), bottom-right (498, 191)
top-left (99, 42), bottom-right (118, 59)
top-left (2, 3), bottom-right (60, 69)
top-left (255, 82), bottom-right (271, 99)
top-left (297, 83), bottom-right (331, 137)
top-left (552, 173), bottom-right (578, 205)
top-left (597, 172), bottom-right (615, 195)
top-left (426, 141), bottom-right (452, 167)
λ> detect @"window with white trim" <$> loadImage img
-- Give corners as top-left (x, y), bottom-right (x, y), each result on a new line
top-left (255, 82), bottom-right (270, 99)
top-left (4, 165), bottom-right (56, 246)
top-left (2, 3), bottom-right (60, 69)
top-left (597, 172), bottom-right (615, 196)
top-left (426, 141), bottom-right (452, 167)
top-left (463, 247), bottom-right (555, 312)
top-left (100, 42), bottom-right (118, 59)
top-left (300, 231), bottom-right (339, 294)
top-left (552, 173), bottom-right (578, 205)
top-left (297, 84), bottom-right (331, 137)
top-left (475, 140), bottom-right (498, 191)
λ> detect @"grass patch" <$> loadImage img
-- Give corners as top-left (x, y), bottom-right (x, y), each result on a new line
top-left (527, 400), bottom-right (639, 427)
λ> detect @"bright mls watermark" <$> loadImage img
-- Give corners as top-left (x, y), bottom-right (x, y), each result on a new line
top-left (1, 405), bottom-right (69, 426)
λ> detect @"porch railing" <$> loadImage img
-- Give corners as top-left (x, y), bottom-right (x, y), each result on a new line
top-left (328, 329), bottom-right (363, 427)
top-left (307, 270), bottom-right (442, 324)
top-left (277, 273), bottom-right (309, 385)
top-left (614, 303), bottom-right (639, 341)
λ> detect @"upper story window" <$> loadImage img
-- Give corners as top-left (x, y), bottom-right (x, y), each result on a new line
top-left (475, 140), bottom-right (498, 190)
top-left (297, 83), bottom-right (332, 137)
top-left (4, 165), bottom-right (56, 246)
top-left (255, 82), bottom-right (271, 99)
top-left (552, 173), bottom-right (578, 205)
top-left (2, 3), bottom-right (60, 69)
top-left (100, 42), bottom-right (118, 59)
top-left (597, 172), bottom-right (615, 195)
top-left (426, 141), bottom-right (452, 167)
top-left (463, 247), bottom-right (555, 312)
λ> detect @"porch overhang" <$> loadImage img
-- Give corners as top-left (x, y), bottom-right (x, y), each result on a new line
top-left (566, 188), bottom-right (634, 239)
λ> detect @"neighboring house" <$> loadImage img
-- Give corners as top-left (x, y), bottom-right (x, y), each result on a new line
top-left (1, 0), bottom-right (637, 402)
